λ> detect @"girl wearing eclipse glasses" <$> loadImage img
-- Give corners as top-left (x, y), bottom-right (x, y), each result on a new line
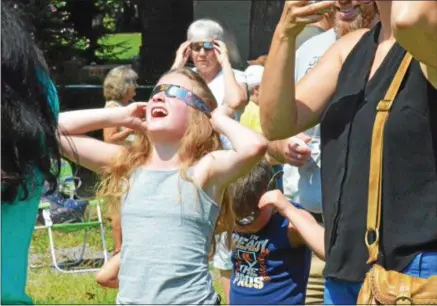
top-left (58, 67), bottom-right (267, 304)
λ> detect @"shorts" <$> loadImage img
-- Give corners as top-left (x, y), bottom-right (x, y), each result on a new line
top-left (212, 232), bottom-right (233, 271)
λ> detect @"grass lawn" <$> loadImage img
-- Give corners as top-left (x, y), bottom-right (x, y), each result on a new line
top-left (97, 32), bottom-right (141, 61)
top-left (27, 219), bottom-right (224, 304)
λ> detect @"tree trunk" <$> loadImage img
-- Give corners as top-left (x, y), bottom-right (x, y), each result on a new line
top-left (249, 0), bottom-right (285, 59)
top-left (137, 0), bottom-right (193, 85)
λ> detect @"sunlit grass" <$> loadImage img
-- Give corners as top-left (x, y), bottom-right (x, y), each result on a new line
top-left (97, 32), bottom-right (141, 60)
top-left (28, 218), bottom-right (224, 304)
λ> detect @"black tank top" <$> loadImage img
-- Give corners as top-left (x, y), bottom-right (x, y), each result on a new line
top-left (320, 23), bottom-right (437, 282)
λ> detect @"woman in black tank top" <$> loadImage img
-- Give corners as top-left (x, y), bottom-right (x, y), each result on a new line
top-left (259, 1), bottom-right (437, 304)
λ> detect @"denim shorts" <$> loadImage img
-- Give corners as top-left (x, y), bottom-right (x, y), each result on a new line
top-left (324, 252), bottom-right (437, 305)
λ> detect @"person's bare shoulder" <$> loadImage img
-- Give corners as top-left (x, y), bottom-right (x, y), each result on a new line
top-left (336, 29), bottom-right (371, 63)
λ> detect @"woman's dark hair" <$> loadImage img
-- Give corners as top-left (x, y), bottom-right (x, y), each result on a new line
top-left (1, 2), bottom-right (61, 203)
top-left (232, 160), bottom-right (276, 220)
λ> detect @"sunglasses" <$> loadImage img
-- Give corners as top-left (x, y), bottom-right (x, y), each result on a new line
top-left (149, 84), bottom-right (212, 117)
top-left (236, 169), bottom-right (285, 226)
top-left (191, 41), bottom-right (214, 52)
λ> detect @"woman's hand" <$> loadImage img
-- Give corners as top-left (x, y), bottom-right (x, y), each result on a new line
top-left (171, 41), bottom-right (192, 69)
top-left (118, 102), bottom-right (148, 132)
top-left (213, 40), bottom-right (231, 66)
top-left (268, 134), bottom-right (312, 167)
top-left (277, 0), bottom-right (335, 38)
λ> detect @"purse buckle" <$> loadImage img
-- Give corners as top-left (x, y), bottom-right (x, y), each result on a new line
top-left (376, 100), bottom-right (393, 112)
top-left (365, 228), bottom-right (379, 248)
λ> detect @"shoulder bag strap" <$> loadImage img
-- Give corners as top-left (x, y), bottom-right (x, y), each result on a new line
top-left (365, 52), bottom-right (413, 264)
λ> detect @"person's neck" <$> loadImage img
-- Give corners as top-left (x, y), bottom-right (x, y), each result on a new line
top-left (198, 66), bottom-right (221, 83)
top-left (334, 13), bottom-right (382, 39)
top-left (148, 141), bottom-right (181, 170)
top-left (376, 1), bottom-right (395, 42)
top-left (250, 96), bottom-right (258, 105)
top-left (119, 97), bottom-right (131, 105)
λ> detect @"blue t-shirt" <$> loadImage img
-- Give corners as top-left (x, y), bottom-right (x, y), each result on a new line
top-left (1, 71), bottom-right (59, 305)
top-left (230, 208), bottom-right (311, 305)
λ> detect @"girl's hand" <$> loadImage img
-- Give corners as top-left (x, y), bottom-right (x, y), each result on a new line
top-left (119, 102), bottom-right (148, 132)
top-left (172, 41), bottom-right (192, 69)
top-left (213, 40), bottom-right (230, 65)
top-left (209, 107), bottom-right (233, 133)
top-left (259, 190), bottom-right (294, 217)
top-left (278, 0), bottom-right (335, 38)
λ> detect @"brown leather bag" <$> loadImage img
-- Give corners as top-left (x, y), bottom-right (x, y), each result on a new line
top-left (357, 52), bottom-right (437, 305)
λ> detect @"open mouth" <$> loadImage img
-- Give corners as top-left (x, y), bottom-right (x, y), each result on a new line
top-left (151, 107), bottom-right (168, 118)
top-left (335, 6), bottom-right (360, 21)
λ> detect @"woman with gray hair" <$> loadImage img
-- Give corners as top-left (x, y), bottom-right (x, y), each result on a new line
top-left (171, 19), bottom-right (247, 120)
top-left (171, 19), bottom-right (248, 304)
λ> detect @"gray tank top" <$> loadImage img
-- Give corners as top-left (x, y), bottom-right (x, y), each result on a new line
top-left (116, 168), bottom-right (220, 305)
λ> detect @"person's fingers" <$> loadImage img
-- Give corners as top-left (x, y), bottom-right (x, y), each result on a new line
top-left (140, 120), bottom-right (148, 132)
top-left (213, 45), bottom-right (222, 53)
top-left (295, 145), bottom-right (311, 154)
top-left (294, 14), bottom-right (323, 25)
top-left (296, 133), bottom-right (312, 144)
top-left (181, 40), bottom-right (191, 49)
top-left (213, 48), bottom-right (221, 60)
top-left (133, 102), bottom-right (148, 107)
top-left (213, 39), bottom-right (225, 47)
top-left (295, 0), bottom-right (335, 16)
top-left (177, 41), bottom-right (191, 56)
top-left (183, 48), bottom-right (191, 61)
top-left (258, 195), bottom-right (273, 209)
top-left (127, 117), bottom-right (148, 132)
top-left (285, 155), bottom-right (306, 167)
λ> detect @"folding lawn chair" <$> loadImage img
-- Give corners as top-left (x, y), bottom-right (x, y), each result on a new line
top-left (34, 159), bottom-right (109, 273)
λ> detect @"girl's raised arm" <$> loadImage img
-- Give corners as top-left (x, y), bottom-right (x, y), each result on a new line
top-left (199, 110), bottom-right (268, 191)
top-left (59, 103), bottom-right (147, 173)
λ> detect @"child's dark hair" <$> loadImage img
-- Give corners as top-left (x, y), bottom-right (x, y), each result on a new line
top-left (232, 160), bottom-right (276, 221)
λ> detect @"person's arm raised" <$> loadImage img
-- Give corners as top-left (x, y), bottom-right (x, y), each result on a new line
top-left (59, 103), bottom-right (147, 173)
top-left (259, 190), bottom-right (325, 260)
top-left (392, 1), bottom-right (437, 71)
top-left (200, 110), bottom-right (268, 191)
top-left (214, 40), bottom-right (248, 112)
top-left (259, 0), bottom-right (340, 141)
top-left (104, 127), bottom-right (134, 144)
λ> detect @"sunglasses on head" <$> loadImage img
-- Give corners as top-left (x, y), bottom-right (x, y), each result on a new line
top-left (149, 84), bottom-right (212, 117)
top-left (236, 169), bottom-right (285, 226)
top-left (191, 41), bottom-right (214, 52)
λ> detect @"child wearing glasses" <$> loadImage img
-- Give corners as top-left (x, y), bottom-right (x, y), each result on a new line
top-left (230, 160), bottom-right (317, 305)
top-left (59, 67), bottom-right (267, 304)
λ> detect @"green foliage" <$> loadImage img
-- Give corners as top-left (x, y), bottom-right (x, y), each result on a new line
top-left (14, 0), bottom-right (139, 72)
top-left (14, 0), bottom-right (84, 71)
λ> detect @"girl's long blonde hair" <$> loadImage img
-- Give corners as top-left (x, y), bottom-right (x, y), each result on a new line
top-left (97, 68), bottom-right (234, 252)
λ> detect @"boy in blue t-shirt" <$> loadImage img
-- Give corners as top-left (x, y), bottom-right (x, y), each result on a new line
top-left (230, 161), bottom-right (314, 305)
